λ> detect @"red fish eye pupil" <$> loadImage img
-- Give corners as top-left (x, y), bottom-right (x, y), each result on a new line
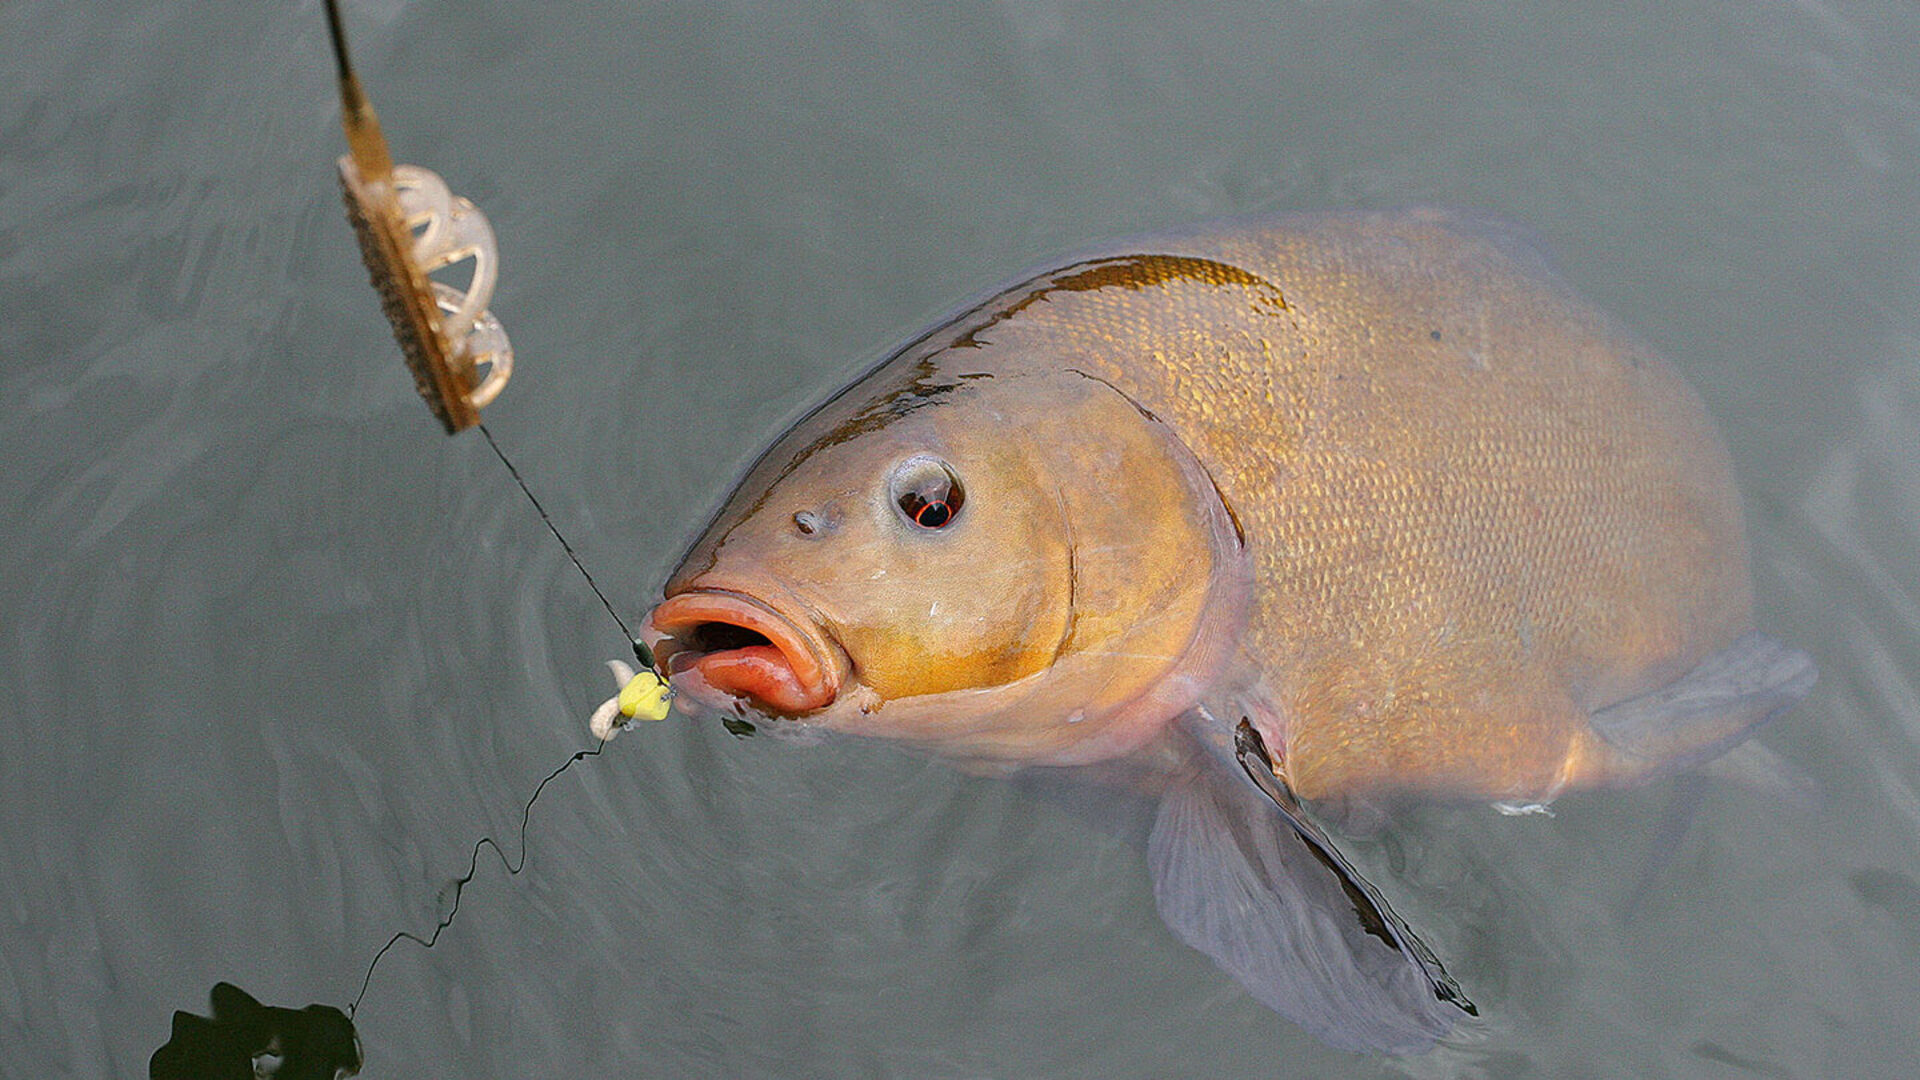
top-left (915, 501), bottom-right (951, 528)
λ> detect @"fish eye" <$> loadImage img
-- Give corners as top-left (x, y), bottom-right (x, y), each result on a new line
top-left (889, 456), bottom-right (964, 531)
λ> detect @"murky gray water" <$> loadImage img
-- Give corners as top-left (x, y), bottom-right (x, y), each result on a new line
top-left (5, 0), bottom-right (1920, 1075)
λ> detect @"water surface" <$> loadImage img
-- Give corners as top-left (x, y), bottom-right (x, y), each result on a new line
top-left (4, 1), bottom-right (1919, 1075)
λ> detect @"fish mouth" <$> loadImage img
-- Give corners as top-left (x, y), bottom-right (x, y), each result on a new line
top-left (642, 588), bottom-right (841, 715)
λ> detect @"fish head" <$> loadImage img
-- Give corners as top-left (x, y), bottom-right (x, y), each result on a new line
top-left (644, 352), bottom-right (1251, 766)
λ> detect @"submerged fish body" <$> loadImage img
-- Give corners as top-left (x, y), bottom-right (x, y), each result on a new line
top-left (649, 207), bottom-right (1796, 798)
top-left (641, 208), bottom-right (1814, 1050)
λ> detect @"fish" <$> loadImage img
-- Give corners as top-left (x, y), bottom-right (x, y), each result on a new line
top-left (638, 207), bottom-right (1816, 1052)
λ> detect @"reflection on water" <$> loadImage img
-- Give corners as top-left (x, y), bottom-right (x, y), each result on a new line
top-left (5, 0), bottom-right (1920, 1075)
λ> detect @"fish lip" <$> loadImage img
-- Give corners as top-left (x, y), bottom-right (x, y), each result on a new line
top-left (641, 587), bottom-right (843, 714)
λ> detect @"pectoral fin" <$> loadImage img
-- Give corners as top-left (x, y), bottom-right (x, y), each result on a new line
top-left (1589, 632), bottom-right (1817, 782)
top-left (1145, 723), bottom-right (1473, 1053)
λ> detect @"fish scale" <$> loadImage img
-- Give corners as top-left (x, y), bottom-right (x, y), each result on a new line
top-left (640, 208), bottom-right (1812, 1049)
top-left (988, 210), bottom-right (1752, 799)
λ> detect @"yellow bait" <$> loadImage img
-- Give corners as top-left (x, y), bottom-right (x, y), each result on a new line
top-left (619, 670), bottom-right (673, 723)
top-left (590, 661), bottom-right (674, 740)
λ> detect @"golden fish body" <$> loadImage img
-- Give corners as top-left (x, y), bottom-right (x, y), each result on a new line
top-left (990, 208), bottom-right (1755, 802)
top-left (646, 208), bottom-right (1795, 805)
top-left (641, 208), bottom-right (1814, 1049)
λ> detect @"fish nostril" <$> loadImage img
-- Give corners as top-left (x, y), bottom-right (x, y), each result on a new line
top-left (793, 511), bottom-right (823, 536)
top-left (690, 621), bottom-right (773, 653)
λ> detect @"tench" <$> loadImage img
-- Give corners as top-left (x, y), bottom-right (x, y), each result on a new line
top-left (638, 208), bottom-right (1815, 1051)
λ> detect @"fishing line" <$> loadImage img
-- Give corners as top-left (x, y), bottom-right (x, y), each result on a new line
top-left (347, 741), bottom-right (606, 1019)
top-left (478, 421), bottom-right (655, 669)
top-left (323, 0), bottom-right (671, 1027)
top-left (345, 427), bottom-right (661, 1019)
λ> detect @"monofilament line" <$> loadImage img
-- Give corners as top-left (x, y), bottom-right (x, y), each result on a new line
top-left (478, 422), bottom-right (655, 669)
top-left (348, 741), bottom-right (607, 1019)
top-left (346, 429), bottom-right (652, 1017)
